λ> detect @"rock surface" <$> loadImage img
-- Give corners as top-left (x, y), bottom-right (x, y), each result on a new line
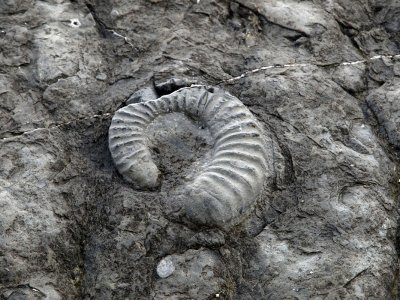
top-left (1, 0), bottom-right (400, 299)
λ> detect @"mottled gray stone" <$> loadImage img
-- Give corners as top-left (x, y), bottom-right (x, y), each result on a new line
top-left (366, 79), bottom-right (400, 148)
top-left (332, 63), bottom-right (366, 93)
top-left (153, 249), bottom-right (226, 299)
top-left (1, 0), bottom-right (399, 299)
top-left (156, 256), bottom-right (175, 279)
top-left (126, 86), bottom-right (158, 104)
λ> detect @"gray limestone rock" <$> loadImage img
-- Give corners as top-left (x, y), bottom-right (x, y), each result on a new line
top-left (1, 0), bottom-right (400, 299)
top-left (366, 79), bottom-right (400, 148)
top-left (153, 249), bottom-right (226, 299)
top-left (126, 86), bottom-right (158, 105)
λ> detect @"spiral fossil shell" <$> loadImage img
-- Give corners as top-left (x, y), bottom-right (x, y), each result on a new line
top-left (109, 86), bottom-right (268, 228)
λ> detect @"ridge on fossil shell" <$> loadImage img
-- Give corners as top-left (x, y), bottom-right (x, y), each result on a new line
top-left (108, 86), bottom-right (268, 228)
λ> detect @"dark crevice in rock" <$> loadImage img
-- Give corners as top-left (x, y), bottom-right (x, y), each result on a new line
top-left (154, 78), bottom-right (195, 97)
top-left (335, 20), bottom-right (367, 59)
top-left (232, 0), bottom-right (309, 38)
top-left (271, 129), bottom-right (296, 187)
top-left (84, 2), bottom-right (112, 37)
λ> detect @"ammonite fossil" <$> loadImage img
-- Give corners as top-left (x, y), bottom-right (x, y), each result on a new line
top-left (109, 86), bottom-right (268, 228)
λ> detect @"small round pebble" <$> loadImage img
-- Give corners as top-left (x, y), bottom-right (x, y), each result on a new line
top-left (156, 256), bottom-right (175, 278)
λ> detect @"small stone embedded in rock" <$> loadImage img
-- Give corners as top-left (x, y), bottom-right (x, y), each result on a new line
top-left (156, 256), bottom-right (175, 278)
top-left (70, 18), bottom-right (81, 28)
top-left (96, 73), bottom-right (107, 81)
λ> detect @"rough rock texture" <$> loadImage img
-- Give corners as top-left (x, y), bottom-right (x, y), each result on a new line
top-left (109, 86), bottom-right (270, 229)
top-left (1, 0), bottom-right (400, 299)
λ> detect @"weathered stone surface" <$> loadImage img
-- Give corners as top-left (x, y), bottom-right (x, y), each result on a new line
top-left (153, 249), bottom-right (226, 299)
top-left (109, 86), bottom-right (271, 228)
top-left (1, 0), bottom-right (399, 299)
top-left (366, 78), bottom-right (400, 149)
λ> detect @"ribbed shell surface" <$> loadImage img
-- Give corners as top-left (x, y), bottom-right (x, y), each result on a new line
top-left (109, 86), bottom-right (268, 228)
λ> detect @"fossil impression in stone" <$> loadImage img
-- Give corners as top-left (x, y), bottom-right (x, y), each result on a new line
top-left (109, 86), bottom-right (268, 228)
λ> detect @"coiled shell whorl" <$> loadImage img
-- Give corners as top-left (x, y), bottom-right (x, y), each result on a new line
top-left (109, 86), bottom-right (268, 228)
